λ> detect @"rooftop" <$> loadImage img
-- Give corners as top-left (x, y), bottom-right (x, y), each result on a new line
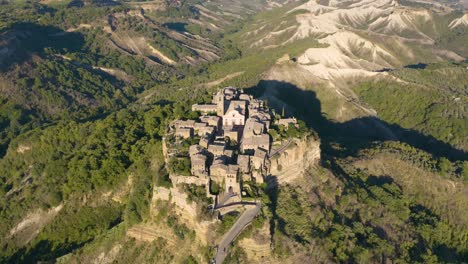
top-left (225, 100), bottom-right (247, 116)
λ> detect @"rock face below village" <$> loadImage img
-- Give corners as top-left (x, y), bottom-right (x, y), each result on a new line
top-left (269, 136), bottom-right (321, 184)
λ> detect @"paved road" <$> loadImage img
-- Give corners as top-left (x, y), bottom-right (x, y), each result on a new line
top-left (214, 203), bottom-right (261, 264)
top-left (216, 191), bottom-right (236, 208)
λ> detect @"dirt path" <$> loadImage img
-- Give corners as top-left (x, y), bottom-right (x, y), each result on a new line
top-left (127, 225), bottom-right (177, 245)
top-left (198, 71), bottom-right (244, 88)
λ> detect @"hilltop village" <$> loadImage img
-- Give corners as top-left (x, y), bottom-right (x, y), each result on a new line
top-left (164, 87), bottom-right (298, 204)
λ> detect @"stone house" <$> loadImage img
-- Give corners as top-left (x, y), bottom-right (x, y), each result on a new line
top-left (237, 154), bottom-right (250, 174)
top-left (175, 127), bottom-right (193, 139)
top-left (239, 94), bottom-right (252, 102)
top-left (241, 134), bottom-right (270, 154)
top-left (243, 118), bottom-right (265, 137)
top-left (195, 125), bottom-right (215, 137)
top-left (208, 141), bottom-right (225, 156)
top-left (199, 136), bottom-right (210, 148)
top-left (224, 128), bottom-right (238, 142)
top-left (192, 104), bottom-right (218, 114)
top-left (210, 159), bottom-right (227, 176)
top-left (252, 148), bottom-right (267, 170)
top-left (222, 87), bottom-right (239, 101)
top-left (223, 149), bottom-right (234, 162)
top-left (209, 159), bottom-right (240, 195)
top-left (200, 115), bottom-right (221, 131)
top-left (278, 117), bottom-right (298, 128)
top-left (191, 154), bottom-right (207, 176)
top-left (250, 111), bottom-right (271, 129)
top-left (225, 164), bottom-right (239, 194)
top-left (174, 120), bottom-right (196, 129)
top-left (189, 144), bottom-right (203, 156)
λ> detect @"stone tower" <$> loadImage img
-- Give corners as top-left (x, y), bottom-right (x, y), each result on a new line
top-left (216, 90), bottom-right (225, 116)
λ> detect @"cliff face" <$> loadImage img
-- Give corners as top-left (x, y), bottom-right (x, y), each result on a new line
top-left (269, 136), bottom-right (321, 184)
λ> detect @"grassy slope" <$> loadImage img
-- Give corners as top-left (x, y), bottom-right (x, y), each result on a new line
top-left (353, 62), bottom-right (468, 152)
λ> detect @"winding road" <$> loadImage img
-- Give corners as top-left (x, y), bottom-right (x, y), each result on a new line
top-left (214, 203), bottom-right (261, 264)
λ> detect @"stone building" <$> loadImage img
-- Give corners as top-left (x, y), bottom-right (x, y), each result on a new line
top-left (237, 154), bottom-right (250, 174)
top-left (208, 141), bottom-right (225, 156)
top-left (224, 164), bottom-right (239, 194)
top-left (191, 154), bottom-right (207, 176)
top-left (174, 120), bottom-right (195, 129)
top-left (223, 100), bottom-right (246, 127)
top-left (223, 149), bottom-right (234, 162)
top-left (200, 115), bottom-right (221, 131)
top-left (175, 127), bottom-right (193, 139)
top-left (224, 128), bottom-right (239, 142)
top-left (241, 134), bottom-right (270, 154)
top-left (192, 104), bottom-right (218, 114)
top-left (195, 125), bottom-right (215, 137)
top-left (199, 136), bottom-right (210, 148)
top-left (277, 117), bottom-right (298, 128)
top-left (252, 148), bottom-right (268, 170)
top-left (189, 144), bottom-right (203, 156)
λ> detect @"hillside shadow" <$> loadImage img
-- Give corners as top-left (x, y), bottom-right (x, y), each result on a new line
top-left (0, 22), bottom-right (85, 71)
top-left (247, 80), bottom-right (467, 161)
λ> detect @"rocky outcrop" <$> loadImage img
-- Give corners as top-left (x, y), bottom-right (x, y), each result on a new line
top-left (170, 175), bottom-right (210, 186)
top-left (269, 136), bottom-right (320, 184)
top-left (238, 222), bottom-right (271, 262)
top-left (151, 186), bottom-right (215, 245)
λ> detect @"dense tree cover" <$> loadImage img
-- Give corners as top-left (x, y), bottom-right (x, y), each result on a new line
top-left (0, 1), bottom-right (467, 263)
top-left (158, 0), bottom-right (200, 19)
top-left (271, 159), bottom-right (468, 263)
top-left (0, 99), bottom-right (198, 260)
top-left (0, 97), bottom-right (42, 157)
top-left (4, 203), bottom-right (123, 263)
top-left (360, 141), bottom-right (468, 182)
top-left (0, 1), bottom-right (199, 156)
top-left (353, 62), bottom-right (468, 152)
top-left (168, 157), bottom-right (191, 176)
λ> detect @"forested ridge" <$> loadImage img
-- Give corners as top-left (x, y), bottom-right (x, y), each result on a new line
top-left (0, 0), bottom-right (467, 263)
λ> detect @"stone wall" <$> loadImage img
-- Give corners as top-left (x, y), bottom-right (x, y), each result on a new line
top-left (269, 136), bottom-right (321, 183)
top-left (170, 175), bottom-right (210, 186)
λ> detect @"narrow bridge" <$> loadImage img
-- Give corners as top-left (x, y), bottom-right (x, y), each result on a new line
top-left (268, 137), bottom-right (292, 158)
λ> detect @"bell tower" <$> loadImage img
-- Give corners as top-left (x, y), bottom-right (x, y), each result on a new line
top-left (216, 90), bottom-right (225, 116)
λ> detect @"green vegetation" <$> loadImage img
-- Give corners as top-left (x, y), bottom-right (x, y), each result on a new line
top-left (210, 181), bottom-right (221, 195)
top-left (167, 215), bottom-right (195, 240)
top-left (0, 100), bottom-right (197, 260)
top-left (183, 184), bottom-right (212, 205)
top-left (217, 212), bottom-right (240, 234)
top-left (183, 255), bottom-right (198, 264)
top-left (353, 62), bottom-right (468, 152)
top-left (0, 1), bottom-right (467, 263)
top-left (361, 141), bottom-right (468, 181)
top-left (168, 157), bottom-right (191, 176)
top-left (269, 121), bottom-right (308, 141)
top-left (5, 203), bottom-right (123, 263)
top-left (269, 150), bottom-right (468, 262)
